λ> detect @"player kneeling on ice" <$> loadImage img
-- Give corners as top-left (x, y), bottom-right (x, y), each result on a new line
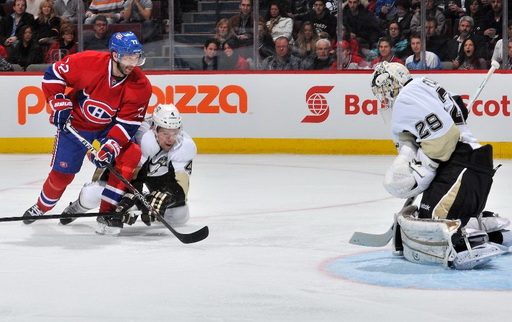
top-left (61, 104), bottom-right (197, 236)
top-left (370, 62), bottom-right (512, 269)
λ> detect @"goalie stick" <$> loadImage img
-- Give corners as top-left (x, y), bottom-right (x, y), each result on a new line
top-left (349, 196), bottom-right (415, 247)
top-left (467, 60), bottom-right (499, 109)
top-left (65, 122), bottom-right (209, 244)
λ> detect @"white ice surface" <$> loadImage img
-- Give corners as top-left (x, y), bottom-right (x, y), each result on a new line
top-left (1, 154), bottom-right (512, 322)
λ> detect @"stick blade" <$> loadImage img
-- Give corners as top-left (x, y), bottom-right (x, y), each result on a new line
top-left (349, 225), bottom-right (394, 247)
top-left (175, 225), bottom-right (209, 244)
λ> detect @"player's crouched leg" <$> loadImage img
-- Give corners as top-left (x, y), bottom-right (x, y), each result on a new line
top-left (163, 204), bottom-right (190, 227)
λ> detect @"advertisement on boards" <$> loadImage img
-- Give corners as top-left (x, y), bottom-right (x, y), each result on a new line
top-left (4, 72), bottom-right (512, 143)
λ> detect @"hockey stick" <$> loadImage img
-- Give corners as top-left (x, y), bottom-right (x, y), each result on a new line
top-left (1, 212), bottom-right (125, 222)
top-left (349, 196), bottom-right (415, 247)
top-left (466, 60), bottom-right (499, 109)
top-left (65, 123), bottom-right (209, 244)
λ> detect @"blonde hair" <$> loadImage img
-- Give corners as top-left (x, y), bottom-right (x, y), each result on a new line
top-left (37, 0), bottom-right (57, 23)
top-left (214, 19), bottom-right (236, 41)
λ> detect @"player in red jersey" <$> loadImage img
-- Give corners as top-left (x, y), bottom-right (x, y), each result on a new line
top-left (23, 31), bottom-right (152, 226)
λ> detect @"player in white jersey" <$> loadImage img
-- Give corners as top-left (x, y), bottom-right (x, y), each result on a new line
top-left (371, 62), bottom-right (511, 269)
top-left (61, 104), bottom-right (197, 236)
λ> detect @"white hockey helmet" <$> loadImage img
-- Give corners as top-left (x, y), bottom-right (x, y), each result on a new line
top-left (152, 104), bottom-right (182, 130)
top-left (371, 62), bottom-right (412, 105)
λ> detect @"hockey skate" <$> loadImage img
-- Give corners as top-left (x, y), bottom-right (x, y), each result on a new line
top-left (450, 229), bottom-right (505, 270)
top-left (22, 204), bottom-right (44, 225)
top-left (451, 243), bottom-right (504, 270)
top-left (60, 199), bottom-right (89, 225)
top-left (96, 216), bottom-right (123, 236)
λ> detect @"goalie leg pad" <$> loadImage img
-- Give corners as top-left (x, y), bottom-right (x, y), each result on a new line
top-left (465, 211), bottom-right (510, 233)
top-left (397, 215), bottom-right (461, 267)
top-left (392, 204), bottom-right (418, 256)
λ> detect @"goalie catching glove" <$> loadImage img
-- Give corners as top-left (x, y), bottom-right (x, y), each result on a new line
top-left (141, 190), bottom-right (177, 226)
top-left (49, 94), bottom-right (73, 131)
top-left (384, 144), bottom-right (439, 199)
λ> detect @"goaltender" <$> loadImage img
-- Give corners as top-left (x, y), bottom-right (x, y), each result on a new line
top-left (370, 62), bottom-right (511, 269)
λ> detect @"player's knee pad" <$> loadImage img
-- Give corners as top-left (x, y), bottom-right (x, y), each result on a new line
top-left (163, 204), bottom-right (190, 227)
top-left (79, 181), bottom-right (105, 209)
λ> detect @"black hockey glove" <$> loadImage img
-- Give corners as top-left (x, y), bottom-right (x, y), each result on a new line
top-left (115, 193), bottom-right (139, 225)
top-left (141, 190), bottom-right (176, 226)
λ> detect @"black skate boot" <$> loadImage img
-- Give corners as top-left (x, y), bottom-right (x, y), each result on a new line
top-left (96, 216), bottom-right (123, 236)
top-left (23, 204), bottom-right (44, 225)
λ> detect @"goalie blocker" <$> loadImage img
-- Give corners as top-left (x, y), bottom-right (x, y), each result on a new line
top-left (392, 206), bottom-right (509, 270)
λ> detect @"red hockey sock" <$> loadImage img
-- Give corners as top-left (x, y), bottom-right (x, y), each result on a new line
top-left (37, 169), bottom-right (75, 212)
top-left (100, 142), bottom-right (141, 212)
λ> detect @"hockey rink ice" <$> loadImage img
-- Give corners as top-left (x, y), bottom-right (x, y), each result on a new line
top-left (1, 153), bottom-right (512, 321)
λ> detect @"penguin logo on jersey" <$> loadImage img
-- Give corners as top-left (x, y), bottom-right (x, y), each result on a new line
top-left (301, 86), bottom-right (334, 123)
top-left (149, 156), bottom-right (168, 175)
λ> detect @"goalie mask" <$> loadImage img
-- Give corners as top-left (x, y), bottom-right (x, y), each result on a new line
top-left (371, 62), bottom-right (411, 108)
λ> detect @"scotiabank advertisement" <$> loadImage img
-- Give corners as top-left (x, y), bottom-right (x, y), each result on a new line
top-left (4, 71), bottom-right (512, 142)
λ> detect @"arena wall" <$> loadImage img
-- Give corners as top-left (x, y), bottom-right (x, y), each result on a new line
top-left (1, 70), bottom-right (511, 157)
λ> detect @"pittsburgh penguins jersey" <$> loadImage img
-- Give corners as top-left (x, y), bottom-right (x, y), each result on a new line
top-left (139, 129), bottom-right (197, 178)
top-left (42, 51), bottom-right (152, 145)
top-left (391, 77), bottom-right (479, 161)
top-left (130, 120), bottom-right (197, 197)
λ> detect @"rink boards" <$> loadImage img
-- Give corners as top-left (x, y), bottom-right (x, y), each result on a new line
top-left (2, 70), bottom-right (512, 157)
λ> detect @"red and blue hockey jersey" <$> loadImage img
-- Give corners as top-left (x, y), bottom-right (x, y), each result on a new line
top-left (42, 51), bottom-right (152, 146)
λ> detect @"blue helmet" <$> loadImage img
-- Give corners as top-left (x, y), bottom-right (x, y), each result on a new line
top-left (109, 32), bottom-right (143, 55)
top-left (109, 32), bottom-right (145, 66)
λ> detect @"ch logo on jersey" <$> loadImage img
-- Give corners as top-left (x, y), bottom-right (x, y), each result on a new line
top-left (301, 86), bottom-right (334, 123)
top-left (80, 98), bottom-right (117, 125)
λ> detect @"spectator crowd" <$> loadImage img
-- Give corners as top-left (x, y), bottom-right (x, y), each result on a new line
top-left (0, 0), bottom-right (511, 71)
top-left (201, 0), bottom-right (511, 70)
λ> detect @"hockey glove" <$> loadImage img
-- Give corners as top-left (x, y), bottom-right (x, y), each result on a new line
top-left (115, 193), bottom-right (140, 225)
top-left (49, 94), bottom-right (73, 131)
top-left (141, 190), bottom-right (176, 226)
top-left (406, 149), bottom-right (439, 198)
top-left (89, 138), bottom-right (121, 168)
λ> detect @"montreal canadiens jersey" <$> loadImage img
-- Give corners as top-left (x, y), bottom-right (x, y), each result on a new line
top-left (42, 51), bottom-right (152, 144)
top-left (391, 77), bottom-right (479, 161)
